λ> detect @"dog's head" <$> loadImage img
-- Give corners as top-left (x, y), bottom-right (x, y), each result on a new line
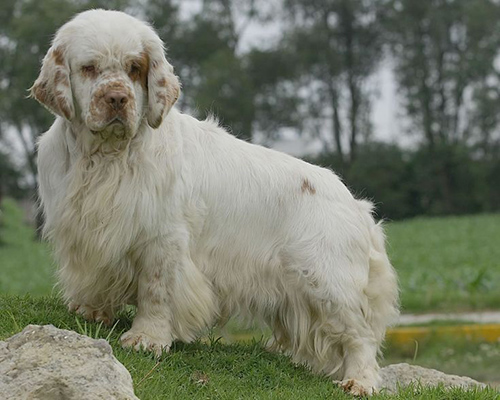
top-left (31, 9), bottom-right (180, 138)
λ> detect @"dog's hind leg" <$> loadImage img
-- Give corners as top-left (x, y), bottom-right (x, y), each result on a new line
top-left (276, 223), bottom-right (398, 395)
top-left (271, 287), bottom-right (382, 396)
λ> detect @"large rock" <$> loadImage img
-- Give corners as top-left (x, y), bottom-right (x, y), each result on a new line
top-left (380, 363), bottom-right (487, 393)
top-left (0, 324), bottom-right (139, 400)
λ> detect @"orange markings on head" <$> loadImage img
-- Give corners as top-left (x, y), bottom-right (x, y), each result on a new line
top-left (129, 52), bottom-right (149, 88)
top-left (54, 70), bottom-right (70, 87)
top-left (54, 90), bottom-right (72, 119)
top-left (32, 82), bottom-right (48, 104)
top-left (51, 48), bottom-right (65, 66)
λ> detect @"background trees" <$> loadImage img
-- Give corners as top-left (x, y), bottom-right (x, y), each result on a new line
top-left (1, 0), bottom-right (499, 221)
top-left (281, 0), bottom-right (384, 165)
top-left (380, 0), bottom-right (500, 216)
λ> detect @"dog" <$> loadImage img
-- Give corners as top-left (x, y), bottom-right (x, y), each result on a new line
top-left (32, 9), bottom-right (399, 396)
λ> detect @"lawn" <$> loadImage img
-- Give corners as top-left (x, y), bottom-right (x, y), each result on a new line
top-left (1, 295), bottom-right (498, 399)
top-left (386, 214), bottom-right (500, 313)
top-left (0, 198), bottom-right (54, 296)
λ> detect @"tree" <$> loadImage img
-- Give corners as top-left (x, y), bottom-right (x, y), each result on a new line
top-left (382, 0), bottom-right (500, 148)
top-left (280, 0), bottom-right (384, 164)
top-left (0, 149), bottom-right (25, 204)
top-left (245, 47), bottom-right (301, 142)
top-left (382, 0), bottom-right (500, 213)
top-left (312, 142), bottom-right (418, 219)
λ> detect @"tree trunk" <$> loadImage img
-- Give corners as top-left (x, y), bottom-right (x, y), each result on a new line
top-left (329, 83), bottom-right (344, 166)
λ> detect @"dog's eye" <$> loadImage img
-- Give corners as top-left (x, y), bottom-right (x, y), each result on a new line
top-left (81, 65), bottom-right (96, 74)
top-left (129, 63), bottom-right (141, 76)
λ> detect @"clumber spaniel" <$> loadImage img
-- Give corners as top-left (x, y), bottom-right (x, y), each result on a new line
top-left (32, 9), bottom-right (398, 396)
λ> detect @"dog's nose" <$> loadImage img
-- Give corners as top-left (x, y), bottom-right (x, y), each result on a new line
top-left (105, 91), bottom-right (128, 110)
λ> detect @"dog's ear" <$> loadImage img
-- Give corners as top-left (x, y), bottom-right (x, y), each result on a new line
top-left (145, 39), bottom-right (181, 129)
top-left (30, 46), bottom-right (74, 121)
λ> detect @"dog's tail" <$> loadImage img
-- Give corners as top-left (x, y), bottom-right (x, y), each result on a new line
top-left (359, 200), bottom-right (400, 346)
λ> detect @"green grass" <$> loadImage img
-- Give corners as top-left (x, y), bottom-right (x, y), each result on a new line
top-left (386, 214), bottom-right (500, 313)
top-left (1, 295), bottom-right (498, 399)
top-left (0, 198), bottom-right (55, 295)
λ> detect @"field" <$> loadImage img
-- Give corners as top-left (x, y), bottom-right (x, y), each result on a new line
top-left (386, 215), bottom-right (500, 312)
top-left (1, 198), bottom-right (500, 398)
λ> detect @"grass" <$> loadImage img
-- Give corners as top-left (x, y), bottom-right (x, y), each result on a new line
top-left (386, 214), bottom-right (500, 313)
top-left (0, 198), bottom-right (55, 295)
top-left (1, 295), bottom-right (499, 399)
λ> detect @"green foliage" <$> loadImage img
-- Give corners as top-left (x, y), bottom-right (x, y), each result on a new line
top-left (313, 142), bottom-right (500, 220)
top-left (245, 48), bottom-right (302, 139)
top-left (194, 49), bottom-right (255, 139)
top-left (1, 0), bottom-right (500, 220)
top-left (313, 142), bottom-right (416, 219)
top-left (409, 144), bottom-right (488, 216)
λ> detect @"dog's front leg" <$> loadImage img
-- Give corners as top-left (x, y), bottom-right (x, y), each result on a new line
top-left (121, 238), bottom-right (175, 356)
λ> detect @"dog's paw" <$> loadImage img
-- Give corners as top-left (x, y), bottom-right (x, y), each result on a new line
top-left (69, 302), bottom-right (114, 326)
top-left (339, 379), bottom-right (375, 397)
top-left (120, 329), bottom-right (171, 357)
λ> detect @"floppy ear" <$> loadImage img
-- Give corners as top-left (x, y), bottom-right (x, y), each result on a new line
top-left (146, 41), bottom-right (181, 129)
top-left (30, 46), bottom-right (74, 120)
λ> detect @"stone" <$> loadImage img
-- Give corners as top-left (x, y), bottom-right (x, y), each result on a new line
top-left (379, 363), bottom-right (487, 393)
top-left (0, 324), bottom-right (139, 400)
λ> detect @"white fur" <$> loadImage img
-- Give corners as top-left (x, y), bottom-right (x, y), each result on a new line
top-left (34, 9), bottom-right (399, 396)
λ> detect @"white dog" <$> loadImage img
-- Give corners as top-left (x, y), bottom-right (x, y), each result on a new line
top-left (33, 9), bottom-right (398, 396)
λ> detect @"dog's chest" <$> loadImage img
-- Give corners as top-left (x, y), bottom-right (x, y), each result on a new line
top-left (55, 155), bottom-right (169, 266)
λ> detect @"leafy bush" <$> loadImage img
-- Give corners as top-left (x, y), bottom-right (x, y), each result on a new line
top-left (311, 142), bottom-right (500, 220)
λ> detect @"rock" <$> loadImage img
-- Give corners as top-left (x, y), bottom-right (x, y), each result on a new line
top-left (0, 324), bottom-right (139, 400)
top-left (380, 363), bottom-right (487, 393)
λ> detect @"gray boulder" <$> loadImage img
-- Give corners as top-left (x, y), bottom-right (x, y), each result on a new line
top-left (380, 363), bottom-right (487, 393)
top-left (0, 324), bottom-right (139, 400)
